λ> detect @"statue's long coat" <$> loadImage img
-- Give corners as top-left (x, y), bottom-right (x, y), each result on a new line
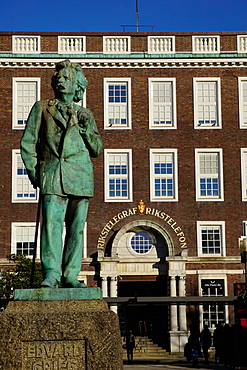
top-left (20, 99), bottom-right (103, 197)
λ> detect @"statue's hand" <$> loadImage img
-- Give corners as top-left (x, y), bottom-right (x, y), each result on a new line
top-left (28, 172), bottom-right (39, 189)
top-left (31, 177), bottom-right (39, 190)
top-left (77, 110), bottom-right (90, 130)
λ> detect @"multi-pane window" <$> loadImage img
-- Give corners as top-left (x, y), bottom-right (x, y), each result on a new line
top-left (238, 78), bottom-right (247, 128)
top-left (130, 232), bottom-right (153, 254)
top-left (12, 150), bottom-right (38, 203)
top-left (241, 149), bottom-right (247, 200)
top-left (197, 222), bottom-right (225, 256)
top-left (104, 78), bottom-right (131, 129)
top-left (149, 78), bottom-right (176, 129)
top-left (194, 78), bottom-right (221, 129)
top-left (12, 78), bottom-right (40, 129)
top-left (201, 279), bottom-right (226, 329)
top-left (150, 149), bottom-right (178, 201)
top-left (11, 223), bottom-right (40, 257)
top-left (104, 149), bottom-right (132, 202)
top-left (195, 149), bottom-right (223, 201)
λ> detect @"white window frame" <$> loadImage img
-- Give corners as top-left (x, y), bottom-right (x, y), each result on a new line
top-left (147, 36), bottom-right (175, 54)
top-left (104, 149), bottom-right (133, 202)
top-left (238, 78), bottom-right (247, 129)
top-left (197, 221), bottom-right (226, 257)
top-left (104, 78), bottom-right (131, 129)
top-left (75, 91), bottom-right (86, 108)
top-left (193, 78), bottom-right (222, 129)
top-left (82, 222), bottom-right (87, 259)
top-left (240, 148), bottom-right (247, 200)
top-left (11, 222), bottom-right (40, 258)
top-left (12, 149), bottom-right (38, 203)
top-left (12, 35), bottom-right (41, 54)
top-left (148, 78), bottom-right (177, 129)
top-left (198, 273), bottom-right (228, 331)
top-left (195, 148), bottom-right (224, 201)
top-left (150, 149), bottom-right (178, 202)
top-left (12, 77), bottom-right (40, 130)
top-left (58, 36), bottom-right (86, 54)
top-left (78, 274), bottom-right (88, 286)
top-left (103, 36), bottom-right (131, 54)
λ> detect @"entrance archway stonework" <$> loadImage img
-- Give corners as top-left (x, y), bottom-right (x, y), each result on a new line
top-left (111, 219), bottom-right (174, 258)
top-left (97, 207), bottom-right (188, 353)
top-left (97, 204), bottom-right (188, 253)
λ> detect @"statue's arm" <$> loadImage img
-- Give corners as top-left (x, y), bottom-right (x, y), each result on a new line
top-left (20, 101), bottom-right (43, 187)
top-left (77, 109), bottom-right (103, 158)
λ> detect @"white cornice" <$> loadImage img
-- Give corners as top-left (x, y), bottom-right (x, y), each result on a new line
top-left (186, 269), bottom-right (244, 275)
top-left (187, 256), bottom-right (241, 263)
top-left (1, 57), bottom-right (247, 69)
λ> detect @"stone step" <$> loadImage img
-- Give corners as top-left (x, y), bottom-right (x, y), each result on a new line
top-left (122, 336), bottom-right (169, 357)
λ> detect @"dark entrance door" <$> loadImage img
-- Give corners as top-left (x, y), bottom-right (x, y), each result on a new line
top-left (118, 278), bottom-right (169, 349)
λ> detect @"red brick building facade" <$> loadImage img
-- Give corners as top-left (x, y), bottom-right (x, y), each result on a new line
top-left (0, 31), bottom-right (246, 352)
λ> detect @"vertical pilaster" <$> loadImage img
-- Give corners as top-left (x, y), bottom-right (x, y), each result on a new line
top-left (170, 276), bottom-right (178, 331)
top-left (101, 276), bottom-right (108, 298)
top-left (110, 276), bottom-right (118, 314)
top-left (178, 276), bottom-right (187, 331)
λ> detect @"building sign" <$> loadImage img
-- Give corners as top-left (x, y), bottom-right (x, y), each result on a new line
top-left (97, 201), bottom-right (187, 250)
top-left (201, 279), bottom-right (224, 290)
top-left (201, 279), bottom-right (225, 296)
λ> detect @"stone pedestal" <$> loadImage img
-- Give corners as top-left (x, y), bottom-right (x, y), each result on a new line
top-left (0, 288), bottom-right (123, 370)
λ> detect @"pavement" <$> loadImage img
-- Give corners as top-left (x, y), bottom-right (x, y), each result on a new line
top-left (123, 358), bottom-right (237, 370)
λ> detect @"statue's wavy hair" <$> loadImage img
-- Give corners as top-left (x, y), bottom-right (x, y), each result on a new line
top-left (51, 60), bottom-right (88, 102)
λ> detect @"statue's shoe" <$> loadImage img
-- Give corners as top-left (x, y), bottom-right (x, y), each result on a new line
top-left (63, 280), bottom-right (87, 288)
top-left (41, 276), bottom-right (58, 288)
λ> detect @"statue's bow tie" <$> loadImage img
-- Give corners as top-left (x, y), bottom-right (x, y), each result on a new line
top-left (57, 102), bottom-right (75, 116)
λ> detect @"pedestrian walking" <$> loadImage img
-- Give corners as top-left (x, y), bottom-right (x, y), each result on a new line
top-left (200, 324), bottom-right (211, 364)
top-left (213, 323), bottom-right (224, 364)
top-left (124, 329), bottom-right (135, 364)
top-left (188, 329), bottom-right (201, 367)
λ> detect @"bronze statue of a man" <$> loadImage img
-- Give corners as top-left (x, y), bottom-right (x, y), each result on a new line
top-left (20, 60), bottom-right (103, 288)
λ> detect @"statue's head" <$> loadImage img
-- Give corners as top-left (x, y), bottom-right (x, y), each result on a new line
top-left (51, 60), bottom-right (88, 102)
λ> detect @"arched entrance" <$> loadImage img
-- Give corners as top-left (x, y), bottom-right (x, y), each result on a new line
top-left (101, 219), bottom-right (174, 349)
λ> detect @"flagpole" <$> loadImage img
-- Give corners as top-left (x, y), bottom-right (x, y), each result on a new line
top-left (136, 0), bottom-right (139, 32)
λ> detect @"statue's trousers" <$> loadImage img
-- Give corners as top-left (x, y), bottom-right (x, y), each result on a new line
top-left (41, 195), bottom-right (89, 283)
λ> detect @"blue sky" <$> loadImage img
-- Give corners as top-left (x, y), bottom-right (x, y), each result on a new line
top-left (1, 0), bottom-right (247, 33)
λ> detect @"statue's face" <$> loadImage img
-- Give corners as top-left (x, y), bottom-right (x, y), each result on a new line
top-left (54, 67), bottom-right (77, 97)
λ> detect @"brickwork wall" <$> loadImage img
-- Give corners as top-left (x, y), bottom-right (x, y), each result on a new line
top-left (86, 36), bottom-right (102, 52)
top-left (0, 32), bottom-right (246, 298)
top-left (0, 35), bottom-right (11, 52)
top-left (175, 35), bottom-right (192, 52)
top-left (41, 36), bottom-right (58, 53)
top-left (1, 64), bottom-right (247, 259)
top-left (84, 65), bottom-right (247, 262)
top-left (131, 36), bottom-right (147, 52)
top-left (221, 35), bottom-right (237, 52)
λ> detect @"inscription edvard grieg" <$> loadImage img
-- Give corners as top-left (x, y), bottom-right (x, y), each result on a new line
top-left (22, 340), bottom-right (85, 370)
